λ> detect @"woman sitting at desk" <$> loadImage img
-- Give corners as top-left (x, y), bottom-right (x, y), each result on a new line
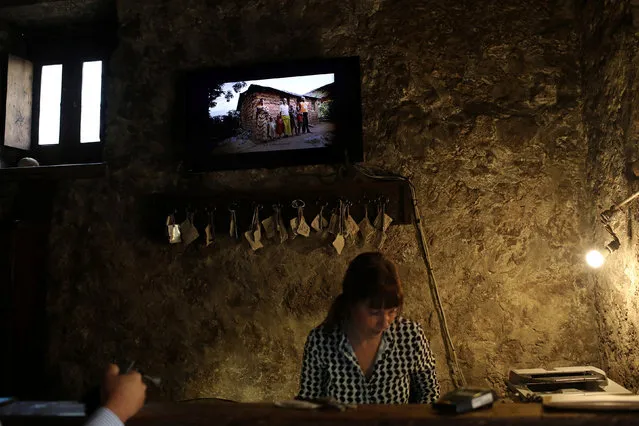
top-left (298, 252), bottom-right (440, 404)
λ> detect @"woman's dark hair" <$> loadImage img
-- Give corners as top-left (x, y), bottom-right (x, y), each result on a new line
top-left (323, 252), bottom-right (403, 328)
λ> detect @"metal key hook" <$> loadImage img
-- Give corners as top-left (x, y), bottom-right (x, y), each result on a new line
top-left (316, 198), bottom-right (329, 208)
top-left (291, 199), bottom-right (306, 209)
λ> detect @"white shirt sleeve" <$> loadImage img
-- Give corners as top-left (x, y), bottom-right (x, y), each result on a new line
top-left (84, 407), bottom-right (124, 426)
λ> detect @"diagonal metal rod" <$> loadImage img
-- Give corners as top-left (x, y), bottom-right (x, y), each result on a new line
top-left (601, 190), bottom-right (639, 222)
top-left (353, 164), bottom-right (467, 389)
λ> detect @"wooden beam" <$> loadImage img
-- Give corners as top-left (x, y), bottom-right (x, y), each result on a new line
top-left (0, 0), bottom-right (69, 9)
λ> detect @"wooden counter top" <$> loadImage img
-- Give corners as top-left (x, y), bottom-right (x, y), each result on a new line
top-left (2, 400), bottom-right (639, 426)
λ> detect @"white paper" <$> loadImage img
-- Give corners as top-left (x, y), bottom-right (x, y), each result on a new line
top-left (168, 224), bottom-right (182, 244)
top-left (332, 234), bottom-right (345, 254)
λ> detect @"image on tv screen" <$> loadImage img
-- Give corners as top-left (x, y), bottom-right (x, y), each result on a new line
top-left (206, 73), bottom-right (335, 155)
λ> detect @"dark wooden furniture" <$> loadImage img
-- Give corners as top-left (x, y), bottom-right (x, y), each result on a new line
top-left (2, 401), bottom-right (639, 426)
top-left (0, 180), bottom-right (57, 399)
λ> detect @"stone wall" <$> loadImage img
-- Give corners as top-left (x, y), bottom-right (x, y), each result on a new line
top-left (581, 0), bottom-right (639, 391)
top-left (40, 0), bottom-right (607, 401)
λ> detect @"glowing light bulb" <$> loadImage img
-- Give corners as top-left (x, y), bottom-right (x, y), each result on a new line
top-left (586, 250), bottom-right (605, 268)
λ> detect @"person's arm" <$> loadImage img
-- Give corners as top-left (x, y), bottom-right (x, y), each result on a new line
top-left (297, 330), bottom-right (328, 400)
top-left (85, 407), bottom-right (124, 426)
top-left (409, 325), bottom-right (440, 404)
top-left (85, 364), bottom-right (147, 425)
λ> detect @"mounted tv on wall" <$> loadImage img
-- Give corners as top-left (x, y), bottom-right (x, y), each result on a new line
top-left (179, 56), bottom-right (363, 172)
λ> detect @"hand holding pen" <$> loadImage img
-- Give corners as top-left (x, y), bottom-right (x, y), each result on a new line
top-left (101, 363), bottom-right (147, 423)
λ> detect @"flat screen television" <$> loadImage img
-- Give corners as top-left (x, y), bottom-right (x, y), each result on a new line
top-left (179, 56), bottom-right (363, 172)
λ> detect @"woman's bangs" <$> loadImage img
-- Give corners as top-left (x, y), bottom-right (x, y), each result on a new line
top-left (368, 285), bottom-right (403, 310)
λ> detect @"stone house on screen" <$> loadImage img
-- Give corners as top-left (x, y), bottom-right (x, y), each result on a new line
top-left (304, 83), bottom-right (334, 103)
top-left (236, 84), bottom-right (330, 135)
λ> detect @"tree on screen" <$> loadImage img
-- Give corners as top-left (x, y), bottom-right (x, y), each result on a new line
top-left (208, 110), bottom-right (242, 145)
top-left (208, 82), bottom-right (247, 108)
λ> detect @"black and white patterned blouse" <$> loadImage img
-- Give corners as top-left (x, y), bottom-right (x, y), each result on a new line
top-left (298, 317), bottom-right (440, 404)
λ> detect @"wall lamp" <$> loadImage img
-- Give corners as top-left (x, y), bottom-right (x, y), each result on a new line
top-left (586, 191), bottom-right (639, 268)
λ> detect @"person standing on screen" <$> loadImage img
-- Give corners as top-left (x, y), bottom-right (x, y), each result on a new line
top-left (276, 113), bottom-right (284, 138)
top-left (254, 98), bottom-right (269, 142)
top-left (297, 101), bottom-right (304, 134)
top-left (268, 116), bottom-right (276, 140)
top-left (299, 97), bottom-right (311, 133)
top-left (297, 252), bottom-right (440, 404)
top-left (279, 99), bottom-right (292, 137)
top-left (288, 98), bottom-right (299, 136)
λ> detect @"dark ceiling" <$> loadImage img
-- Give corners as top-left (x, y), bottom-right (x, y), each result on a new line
top-left (0, 0), bottom-right (115, 28)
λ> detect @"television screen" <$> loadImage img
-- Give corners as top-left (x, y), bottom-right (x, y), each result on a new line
top-left (180, 57), bottom-right (363, 172)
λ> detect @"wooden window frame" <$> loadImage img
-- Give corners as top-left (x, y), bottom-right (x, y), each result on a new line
top-left (2, 24), bottom-right (116, 166)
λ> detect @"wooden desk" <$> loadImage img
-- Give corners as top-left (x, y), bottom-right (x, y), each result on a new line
top-left (2, 401), bottom-right (639, 426)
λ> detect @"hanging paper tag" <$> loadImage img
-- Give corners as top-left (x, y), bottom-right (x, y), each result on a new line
top-left (167, 214), bottom-right (182, 244)
top-left (374, 213), bottom-right (394, 232)
top-left (252, 238), bottom-right (264, 250)
top-left (383, 214), bottom-right (393, 231)
top-left (328, 213), bottom-right (339, 234)
top-left (168, 224), bottom-right (182, 244)
top-left (253, 225), bottom-right (262, 243)
top-left (358, 216), bottom-right (375, 241)
top-left (245, 206), bottom-right (264, 251)
top-left (310, 215), bottom-right (320, 232)
top-left (180, 218), bottom-right (199, 245)
top-left (332, 234), bottom-right (345, 254)
top-left (291, 217), bottom-right (311, 237)
top-left (205, 224), bottom-right (215, 247)
top-left (290, 217), bottom-right (299, 237)
top-left (244, 230), bottom-right (264, 251)
top-left (205, 210), bottom-right (216, 247)
top-left (229, 210), bottom-right (239, 240)
top-left (375, 232), bottom-right (388, 249)
top-left (311, 214), bottom-right (328, 232)
top-left (262, 217), bottom-right (275, 239)
top-left (346, 215), bottom-right (359, 237)
top-left (297, 217), bottom-right (311, 237)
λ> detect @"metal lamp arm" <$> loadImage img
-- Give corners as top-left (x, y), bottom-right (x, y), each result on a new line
top-left (601, 190), bottom-right (639, 223)
top-left (598, 190), bottom-right (639, 253)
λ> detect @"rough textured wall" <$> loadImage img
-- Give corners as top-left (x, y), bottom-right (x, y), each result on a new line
top-left (582, 0), bottom-right (639, 392)
top-left (44, 0), bottom-right (601, 401)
